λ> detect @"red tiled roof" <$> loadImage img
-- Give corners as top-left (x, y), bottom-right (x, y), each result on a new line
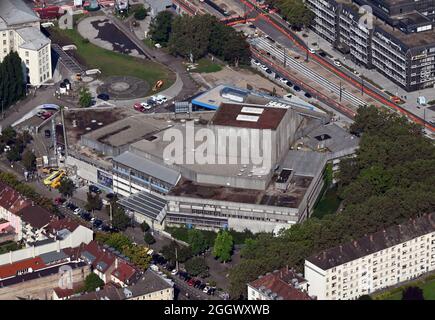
top-left (0, 257), bottom-right (46, 279)
top-left (249, 267), bottom-right (312, 300)
top-left (81, 241), bottom-right (116, 273)
top-left (47, 218), bottom-right (80, 234)
top-left (0, 182), bottom-right (32, 214)
top-left (111, 261), bottom-right (138, 284)
top-left (15, 205), bottom-right (57, 229)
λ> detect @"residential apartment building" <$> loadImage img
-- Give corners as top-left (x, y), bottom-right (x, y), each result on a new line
top-left (248, 267), bottom-right (312, 300)
top-left (304, 213), bottom-right (435, 300)
top-left (0, 0), bottom-right (52, 86)
top-left (306, 0), bottom-right (435, 91)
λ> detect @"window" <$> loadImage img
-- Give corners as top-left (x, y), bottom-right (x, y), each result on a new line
top-left (25, 51), bottom-right (29, 57)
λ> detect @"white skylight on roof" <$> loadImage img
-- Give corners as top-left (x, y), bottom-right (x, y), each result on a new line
top-left (241, 107), bottom-right (264, 114)
top-left (236, 114), bottom-right (259, 122)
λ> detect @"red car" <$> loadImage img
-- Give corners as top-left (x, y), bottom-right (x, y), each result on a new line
top-left (187, 278), bottom-right (196, 286)
top-left (133, 103), bottom-right (145, 112)
top-left (54, 197), bottom-right (66, 205)
top-left (41, 111), bottom-right (53, 120)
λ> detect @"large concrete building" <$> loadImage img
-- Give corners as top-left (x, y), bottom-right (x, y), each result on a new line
top-left (304, 213), bottom-right (435, 300)
top-left (65, 86), bottom-right (359, 233)
top-left (306, 0), bottom-right (435, 91)
top-left (0, 0), bottom-right (52, 86)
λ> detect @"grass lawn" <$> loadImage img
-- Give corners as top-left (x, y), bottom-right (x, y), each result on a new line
top-left (191, 58), bottom-right (223, 73)
top-left (374, 275), bottom-right (435, 300)
top-left (49, 27), bottom-right (175, 93)
top-left (312, 185), bottom-right (341, 219)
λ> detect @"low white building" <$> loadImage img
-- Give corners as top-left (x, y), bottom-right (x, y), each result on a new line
top-left (0, 0), bottom-right (52, 86)
top-left (304, 213), bottom-right (435, 300)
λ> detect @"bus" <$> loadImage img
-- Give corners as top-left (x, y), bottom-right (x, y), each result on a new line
top-left (50, 171), bottom-right (66, 189)
top-left (43, 170), bottom-right (63, 186)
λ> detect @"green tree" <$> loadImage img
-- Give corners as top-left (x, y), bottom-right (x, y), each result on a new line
top-left (83, 273), bottom-right (104, 292)
top-left (213, 230), bottom-right (233, 263)
top-left (123, 245), bottom-right (152, 270)
top-left (161, 242), bottom-right (192, 264)
top-left (140, 221), bottom-right (150, 232)
top-left (402, 286), bottom-right (424, 300)
top-left (79, 88), bottom-right (92, 108)
top-left (265, 0), bottom-right (314, 29)
top-left (187, 228), bottom-right (208, 255)
top-left (358, 294), bottom-right (373, 300)
top-left (21, 150), bottom-right (36, 171)
top-left (6, 145), bottom-right (21, 162)
top-left (58, 177), bottom-right (75, 198)
top-left (0, 52), bottom-right (25, 110)
top-left (111, 206), bottom-right (130, 231)
top-left (185, 257), bottom-right (209, 277)
top-left (149, 11), bottom-right (174, 45)
top-left (134, 6), bottom-right (148, 21)
top-left (0, 127), bottom-right (17, 145)
top-left (85, 192), bottom-right (102, 212)
top-left (144, 232), bottom-right (155, 245)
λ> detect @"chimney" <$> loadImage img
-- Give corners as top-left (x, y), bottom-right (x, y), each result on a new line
top-left (57, 239), bottom-right (61, 253)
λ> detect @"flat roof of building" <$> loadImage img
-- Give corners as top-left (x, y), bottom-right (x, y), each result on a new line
top-left (168, 175), bottom-right (312, 209)
top-left (0, 0), bottom-right (40, 27)
top-left (113, 151), bottom-right (181, 186)
top-left (306, 212), bottom-right (435, 271)
top-left (374, 13), bottom-right (435, 48)
top-left (296, 123), bottom-right (360, 155)
top-left (16, 27), bottom-right (50, 51)
top-left (211, 103), bottom-right (287, 130)
top-left (82, 115), bottom-right (170, 148)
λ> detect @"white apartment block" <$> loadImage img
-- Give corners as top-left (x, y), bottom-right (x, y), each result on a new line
top-left (305, 213), bottom-right (435, 300)
top-left (0, 0), bottom-right (52, 86)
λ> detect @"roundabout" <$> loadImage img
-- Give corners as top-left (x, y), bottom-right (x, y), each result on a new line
top-left (97, 76), bottom-right (150, 100)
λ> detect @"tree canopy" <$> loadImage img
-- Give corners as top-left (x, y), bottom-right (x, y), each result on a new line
top-left (264, 0), bottom-right (314, 29)
top-left (402, 286), bottom-right (424, 300)
top-left (213, 230), bottom-right (233, 263)
top-left (58, 177), bottom-right (75, 198)
top-left (83, 273), bottom-right (104, 292)
top-left (228, 106), bottom-right (435, 299)
top-left (187, 228), bottom-right (208, 255)
top-left (0, 52), bottom-right (26, 110)
top-left (158, 14), bottom-right (250, 66)
top-left (185, 256), bottom-right (209, 277)
top-left (149, 11), bottom-right (174, 45)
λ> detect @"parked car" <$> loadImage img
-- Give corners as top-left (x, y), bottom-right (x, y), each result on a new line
top-left (187, 278), bottom-right (196, 286)
top-left (44, 129), bottom-right (51, 138)
top-left (141, 102), bottom-right (151, 110)
top-left (54, 197), bottom-right (65, 205)
top-left (279, 77), bottom-right (288, 84)
top-left (286, 80), bottom-right (293, 87)
top-left (304, 92), bottom-right (312, 98)
top-left (318, 50), bottom-right (327, 57)
top-left (89, 185), bottom-right (101, 194)
top-left (73, 208), bottom-right (82, 215)
top-left (253, 59), bottom-right (261, 66)
top-left (171, 269), bottom-right (178, 276)
top-left (203, 286), bottom-right (210, 293)
top-left (260, 65), bottom-right (268, 70)
top-left (81, 211), bottom-right (91, 221)
top-left (106, 193), bottom-right (116, 200)
top-left (198, 283), bottom-right (206, 290)
top-left (193, 280), bottom-right (202, 288)
top-left (293, 85), bottom-right (301, 92)
top-left (97, 93), bottom-right (110, 101)
top-left (150, 264), bottom-right (159, 272)
top-left (93, 219), bottom-right (103, 228)
top-left (207, 287), bottom-right (216, 295)
top-left (333, 59), bottom-right (342, 67)
top-left (265, 68), bottom-right (272, 74)
top-left (134, 103), bottom-right (145, 112)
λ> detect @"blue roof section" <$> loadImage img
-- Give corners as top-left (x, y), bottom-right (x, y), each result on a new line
top-left (81, 251), bottom-right (96, 264)
top-left (191, 99), bottom-right (219, 110)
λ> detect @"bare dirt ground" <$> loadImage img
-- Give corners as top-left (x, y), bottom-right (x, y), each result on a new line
top-left (195, 66), bottom-right (289, 96)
